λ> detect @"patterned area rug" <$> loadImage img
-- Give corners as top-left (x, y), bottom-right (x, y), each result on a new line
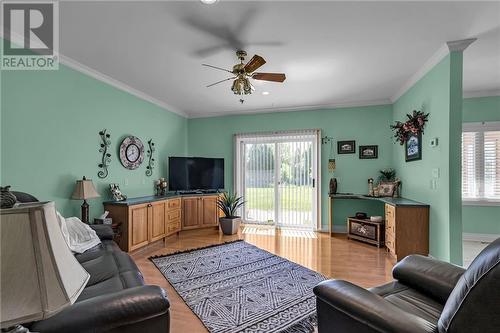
top-left (150, 240), bottom-right (325, 333)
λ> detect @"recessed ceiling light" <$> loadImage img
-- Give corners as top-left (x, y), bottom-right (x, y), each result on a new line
top-left (262, 91), bottom-right (270, 95)
top-left (200, 0), bottom-right (218, 4)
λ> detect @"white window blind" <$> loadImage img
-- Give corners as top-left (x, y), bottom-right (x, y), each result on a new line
top-left (462, 122), bottom-right (500, 204)
top-left (234, 129), bottom-right (321, 229)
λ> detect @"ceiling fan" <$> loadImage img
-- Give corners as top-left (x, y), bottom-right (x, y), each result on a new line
top-left (203, 50), bottom-right (286, 95)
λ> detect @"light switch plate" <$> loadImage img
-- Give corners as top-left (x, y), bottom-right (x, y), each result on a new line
top-left (430, 138), bottom-right (439, 147)
top-left (432, 168), bottom-right (440, 178)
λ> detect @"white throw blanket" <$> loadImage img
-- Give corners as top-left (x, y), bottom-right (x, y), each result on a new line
top-left (57, 212), bottom-right (101, 253)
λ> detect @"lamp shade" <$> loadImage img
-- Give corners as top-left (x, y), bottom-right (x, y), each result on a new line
top-left (0, 202), bottom-right (90, 328)
top-left (71, 176), bottom-right (100, 200)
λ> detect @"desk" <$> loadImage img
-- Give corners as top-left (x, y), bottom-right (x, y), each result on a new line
top-left (329, 194), bottom-right (430, 261)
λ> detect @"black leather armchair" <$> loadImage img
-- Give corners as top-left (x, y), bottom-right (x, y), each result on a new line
top-left (314, 238), bottom-right (500, 333)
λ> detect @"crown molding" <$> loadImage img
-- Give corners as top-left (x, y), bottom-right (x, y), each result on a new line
top-left (188, 98), bottom-right (392, 119)
top-left (58, 55), bottom-right (187, 117)
top-left (463, 89), bottom-right (500, 99)
top-left (390, 43), bottom-right (449, 103)
top-left (391, 38), bottom-right (477, 103)
top-left (447, 38), bottom-right (476, 52)
top-left (1, 30), bottom-right (187, 118)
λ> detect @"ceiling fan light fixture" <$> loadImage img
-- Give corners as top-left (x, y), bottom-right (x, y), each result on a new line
top-left (200, 0), bottom-right (218, 4)
top-left (232, 78), bottom-right (243, 95)
top-left (243, 78), bottom-right (252, 94)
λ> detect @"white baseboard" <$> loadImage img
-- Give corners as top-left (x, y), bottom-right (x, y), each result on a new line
top-left (463, 233), bottom-right (500, 243)
top-left (332, 225), bottom-right (348, 234)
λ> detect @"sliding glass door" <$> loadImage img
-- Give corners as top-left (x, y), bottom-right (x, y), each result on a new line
top-left (235, 130), bottom-right (319, 230)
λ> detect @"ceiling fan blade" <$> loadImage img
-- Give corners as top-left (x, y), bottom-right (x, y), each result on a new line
top-left (244, 55), bottom-right (266, 73)
top-left (252, 73), bottom-right (286, 82)
top-left (202, 64), bottom-right (234, 74)
top-left (206, 77), bottom-right (236, 88)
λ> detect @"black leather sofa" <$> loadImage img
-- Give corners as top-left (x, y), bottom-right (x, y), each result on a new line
top-left (15, 193), bottom-right (170, 333)
top-left (314, 237), bottom-right (500, 333)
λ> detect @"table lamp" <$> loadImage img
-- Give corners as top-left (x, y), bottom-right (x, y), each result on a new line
top-left (0, 202), bottom-right (90, 332)
top-left (71, 176), bottom-right (100, 223)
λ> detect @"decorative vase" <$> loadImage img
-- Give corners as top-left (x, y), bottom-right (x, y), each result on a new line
top-left (219, 217), bottom-right (241, 235)
top-left (0, 186), bottom-right (17, 209)
top-left (329, 178), bottom-right (337, 195)
top-left (368, 178), bottom-right (374, 196)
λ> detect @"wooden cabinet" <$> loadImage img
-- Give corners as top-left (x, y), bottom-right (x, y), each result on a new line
top-left (201, 196), bottom-right (219, 227)
top-left (166, 198), bottom-right (181, 236)
top-left (182, 197), bottom-right (201, 230)
top-left (129, 204), bottom-right (149, 251)
top-left (150, 201), bottom-right (166, 243)
top-left (181, 195), bottom-right (219, 230)
top-left (104, 197), bottom-right (182, 252)
top-left (384, 203), bottom-right (429, 261)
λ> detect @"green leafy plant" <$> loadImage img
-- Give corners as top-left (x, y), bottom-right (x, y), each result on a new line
top-left (378, 168), bottom-right (396, 182)
top-left (217, 192), bottom-right (245, 218)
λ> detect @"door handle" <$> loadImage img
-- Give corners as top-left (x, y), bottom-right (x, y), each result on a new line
top-left (312, 178), bottom-right (315, 188)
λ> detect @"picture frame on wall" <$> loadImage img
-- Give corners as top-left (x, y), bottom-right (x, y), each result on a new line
top-left (405, 133), bottom-right (422, 162)
top-left (359, 145), bottom-right (378, 159)
top-left (337, 140), bottom-right (356, 154)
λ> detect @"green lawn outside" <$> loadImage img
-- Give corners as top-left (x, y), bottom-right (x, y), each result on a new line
top-left (245, 186), bottom-right (312, 211)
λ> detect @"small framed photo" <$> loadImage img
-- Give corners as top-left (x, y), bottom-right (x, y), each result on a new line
top-left (337, 140), bottom-right (356, 154)
top-left (359, 145), bottom-right (378, 159)
top-left (405, 133), bottom-right (422, 162)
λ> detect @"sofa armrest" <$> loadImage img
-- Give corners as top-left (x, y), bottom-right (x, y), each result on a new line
top-left (30, 285), bottom-right (170, 333)
top-left (393, 255), bottom-right (465, 303)
top-left (90, 224), bottom-right (114, 240)
top-left (314, 280), bottom-right (436, 333)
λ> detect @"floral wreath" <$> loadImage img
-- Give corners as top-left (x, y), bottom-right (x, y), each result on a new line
top-left (391, 110), bottom-right (429, 145)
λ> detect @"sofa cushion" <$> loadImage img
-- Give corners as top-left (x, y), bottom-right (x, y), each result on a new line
top-left (74, 240), bottom-right (145, 302)
top-left (371, 281), bottom-right (443, 326)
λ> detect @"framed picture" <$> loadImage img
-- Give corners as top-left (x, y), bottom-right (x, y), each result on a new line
top-left (337, 140), bottom-right (355, 154)
top-left (405, 133), bottom-right (422, 162)
top-left (359, 145), bottom-right (378, 159)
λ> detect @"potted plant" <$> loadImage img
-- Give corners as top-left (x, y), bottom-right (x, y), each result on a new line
top-left (217, 192), bottom-right (244, 235)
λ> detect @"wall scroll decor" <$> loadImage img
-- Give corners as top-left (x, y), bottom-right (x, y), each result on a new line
top-left (98, 129), bottom-right (111, 179)
top-left (391, 110), bottom-right (429, 145)
top-left (322, 136), bottom-right (336, 172)
top-left (145, 139), bottom-right (155, 177)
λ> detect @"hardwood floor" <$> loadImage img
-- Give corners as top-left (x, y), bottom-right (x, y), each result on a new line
top-left (131, 226), bottom-right (396, 333)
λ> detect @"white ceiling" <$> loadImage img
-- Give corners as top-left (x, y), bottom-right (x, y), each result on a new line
top-left (58, 1), bottom-right (500, 118)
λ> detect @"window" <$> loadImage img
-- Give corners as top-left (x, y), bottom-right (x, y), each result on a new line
top-left (462, 122), bottom-right (500, 204)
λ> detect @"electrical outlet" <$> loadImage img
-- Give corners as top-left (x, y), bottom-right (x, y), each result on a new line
top-left (124, 178), bottom-right (129, 186)
top-left (142, 178), bottom-right (146, 185)
top-left (430, 179), bottom-right (438, 190)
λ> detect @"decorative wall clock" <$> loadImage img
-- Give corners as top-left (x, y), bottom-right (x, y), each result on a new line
top-left (119, 136), bottom-right (145, 170)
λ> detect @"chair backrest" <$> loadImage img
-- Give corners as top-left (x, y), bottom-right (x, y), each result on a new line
top-left (438, 238), bottom-right (500, 333)
top-left (12, 191), bottom-right (39, 203)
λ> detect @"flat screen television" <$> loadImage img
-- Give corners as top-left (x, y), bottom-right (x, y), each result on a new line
top-left (169, 157), bottom-right (224, 191)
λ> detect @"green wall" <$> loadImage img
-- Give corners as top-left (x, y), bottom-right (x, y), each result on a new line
top-left (1, 65), bottom-right (188, 220)
top-left (462, 95), bottom-right (500, 235)
top-left (188, 105), bottom-right (393, 231)
top-left (392, 53), bottom-right (464, 264)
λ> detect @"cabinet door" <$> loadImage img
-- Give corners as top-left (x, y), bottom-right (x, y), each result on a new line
top-left (201, 196), bottom-right (219, 226)
top-left (129, 204), bottom-right (149, 251)
top-left (150, 201), bottom-right (166, 242)
top-left (182, 197), bottom-right (200, 229)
